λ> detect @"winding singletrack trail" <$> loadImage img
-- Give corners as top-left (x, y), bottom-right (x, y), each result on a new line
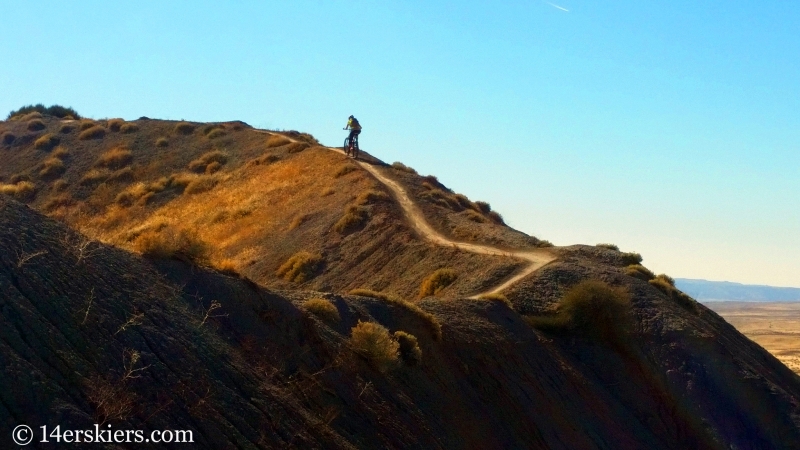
top-left (259, 130), bottom-right (557, 297)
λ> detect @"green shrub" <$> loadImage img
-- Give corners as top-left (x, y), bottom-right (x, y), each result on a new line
top-left (174, 122), bottom-right (195, 135)
top-left (155, 137), bottom-right (168, 148)
top-left (350, 321), bottom-right (399, 372)
top-left (120, 123), bottom-right (139, 134)
top-left (2, 132), bottom-right (15, 145)
top-left (420, 269), bottom-right (457, 297)
top-left (303, 298), bottom-right (340, 323)
top-left (620, 252), bottom-right (643, 265)
top-left (625, 264), bottom-right (655, 281)
top-left (0, 181), bottom-right (36, 202)
top-left (333, 205), bottom-right (369, 233)
top-left (394, 331), bottom-right (422, 366)
top-left (596, 243), bottom-right (619, 251)
top-left (391, 162), bottom-right (417, 174)
top-left (277, 251), bottom-right (323, 282)
top-left (7, 104), bottom-right (80, 120)
top-left (96, 148), bottom-right (133, 170)
top-left (78, 126), bottom-right (106, 140)
top-left (27, 119), bottom-right (46, 131)
top-left (34, 133), bottom-right (60, 151)
top-left (537, 240), bottom-right (555, 248)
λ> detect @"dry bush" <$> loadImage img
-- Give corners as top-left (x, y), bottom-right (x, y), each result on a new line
top-left (474, 200), bottom-right (491, 214)
top-left (9, 174), bottom-right (31, 184)
top-left (537, 240), bottom-right (555, 248)
top-left (213, 259), bottom-right (239, 276)
top-left (120, 123), bottom-right (139, 134)
top-left (529, 280), bottom-right (631, 341)
top-left (133, 226), bottom-right (209, 263)
top-left (620, 251), bottom-right (643, 265)
top-left (248, 154), bottom-right (279, 167)
top-left (266, 134), bottom-right (291, 148)
top-left (333, 205), bottom-right (369, 233)
top-left (625, 264), bottom-right (655, 281)
top-left (276, 251), bottom-right (323, 282)
top-left (649, 274), bottom-right (696, 310)
top-left (43, 193), bottom-right (74, 211)
top-left (205, 161), bottom-right (222, 174)
top-left (478, 293), bottom-right (513, 309)
top-left (452, 193), bottom-right (475, 210)
top-left (2, 132), bottom-right (15, 145)
top-left (155, 137), bottom-right (168, 147)
top-left (108, 167), bottom-right (134, 183)
top-left (207, 128), bottom-right (226, 139)
top-left (85, 375), bottom-right (137, 426)
top-left (174, 122), bottom-right (195, 135)
top-left (58, 124), bottom-right (74, 134)
top-left (52, 179), bottom-right (68, 192)
top-left (420, 268), bottom-right (457, 297)
top-left (184, 175), bottom-right (218, 195)
top-left (303, 298), bottom-right (340, 323)
top-left (596, 243), bottom-right (620, 251)
top-left (27, 119), bottom-right (46, 131)
top-left (96, 148), bottom-right (133, 170)
top-left (107, 119), bottom-right (124, 131)
top-left (421, 181), bottom-right (434, 190)
top-left (39, 158), bottom-right (65, 179)
top-left (394, 331), bottom-right (422, 366)
top-left (349, 289), bottom-right (442, 340)
top-left (350, 321), bottom-right (399, 372)
top-left (80, 169), bottom-right (111, 186)
top-left (355, 189), bottom-right (389, 205)
top-left (51, 146), bottom-right (69, 159)
top-left (488, 210), bottom-right (504, 224)
top-left (335, 165), bottom-right (358, 178)
top-left (320, 187), bottom-right (335, 197)
top-left (288, 214), bottom-right (307, 230)
top-left (34, 133), bottom-right (60, 150)
top-left (286, 142), bottom-right (309, 153)
top-left (391, 162), bottom-right (417, 174)
top-left (79, 125), bottom-right (106, 140)
top-left (0, 181), bottom-right (36, 202)
top-left (464, 209), bottom-right (488, 223)
top-left (20, 111), bottom-right (43, 120)
top-left (188, 150), bottom-right (228, 173)
top-left (79, 120), bottom-right (96, 131)
top-left (419, 189), bottom-right (459, 210)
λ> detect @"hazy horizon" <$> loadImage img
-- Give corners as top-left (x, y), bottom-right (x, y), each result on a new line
top-left (2, 1), bottom-right (798, 286)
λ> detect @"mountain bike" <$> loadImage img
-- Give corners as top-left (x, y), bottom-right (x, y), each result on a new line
top-left (343, 129), bottom-right (360, 159)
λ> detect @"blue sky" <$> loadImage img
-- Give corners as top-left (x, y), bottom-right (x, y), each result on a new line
top-left (2, 1), bottom-right (798, 287)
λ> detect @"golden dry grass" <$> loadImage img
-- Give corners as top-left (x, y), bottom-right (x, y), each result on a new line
top-left (303, 298), bottom-right (341, 323)
top-left (394, 330), bottom-right (422, 366)
top-left (188, 151), bottom-right (229, 173)
top-left (96, 148), bottom-right (133, 170)
top-left (34, 133), bottom-right (60, 150)
top-left (350, 321), bottom-right (399, 372)
top-left (174, 122), bottom-right (195, 135)
top-left (155, 137), bottom-right (169, 147)
top-left (334, 205), bottom-right (369, 233)
top-left (420, 268), bottom-right (457, 297)
top-left (79, 125), bottom-right (106, 140)
top-left (277, 251), bottom-right (323, 282)
top-left (27, 119), bottom-right (46, 131)
top-left (51, 146), bottom-right (70, 159)
top-left (266, 134), bottom-right (291, 148)
top-left (39, 158), bottom-right (66, 179)
top-left (133, 226), bottom-right (209, 263)
top-left (107, 118), bottom-right (124, 131)
top-left (478, 293), bottom-right (514, 309)
top-left (349, 289), bottom-right (442, 340)
top-left (0, 181), bottom-right (36, 202)
top-left (120, 123), bottom-right (139, 134)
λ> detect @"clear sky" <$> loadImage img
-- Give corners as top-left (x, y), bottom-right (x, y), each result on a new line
top-left (2, 1), bottom-right (798, 287)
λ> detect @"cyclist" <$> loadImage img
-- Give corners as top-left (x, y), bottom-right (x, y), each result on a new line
top-left (344, 115), bottom-right (361, 150)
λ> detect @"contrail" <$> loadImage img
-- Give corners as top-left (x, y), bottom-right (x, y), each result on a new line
top-left (545, 1), bottom-right (569, 12)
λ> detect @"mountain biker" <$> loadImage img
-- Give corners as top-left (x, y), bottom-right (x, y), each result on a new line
top-left (345, 115), bottom-right (361, 144)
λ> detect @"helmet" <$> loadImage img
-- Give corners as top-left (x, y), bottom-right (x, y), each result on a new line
top-left (348, 115), bottom-right (354, 119)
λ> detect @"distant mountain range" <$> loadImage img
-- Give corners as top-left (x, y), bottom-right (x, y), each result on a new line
top-left (676, 278), bottom-right (800, 302)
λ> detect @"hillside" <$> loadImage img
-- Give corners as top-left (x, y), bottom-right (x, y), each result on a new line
top-left (677, 278), bottom-right (800, 302)
top-left (2, 113), bottom-right (800, 448)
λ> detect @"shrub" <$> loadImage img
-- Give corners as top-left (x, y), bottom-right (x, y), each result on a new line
top-left (51, 146), bottom-right (69, 159)
top-left (286, 142), bottom-right (310, 153)
top-left (79, 126), bottom-right (106, 140)
top-left (355, 189), bottom-right (390, 205)
top-left (58, 124), bottom-right (74, 134)
top-left (43, 194), bottom-right (74, 211)
top-left (276, 251), bottom-right (323, 282)
top-left (321, 187), bottom-right (335, 197)
top-left (648, 274), bottom-right (695, 310)
top-left (559, 280), bottom-right (631, 339)
top-left (34, 133), bottom-right (60, 151)
top-left (184, 176), bottom-right (218, 195)
top-left (453, 193), bottom-right (474, 210)
top-left (27, 119), bottom-right (46, 131)
top-left (350, 321), bottom-right (399, 372)
top-left (620, 252), bottom-right (643, 265)
top-left (52, 180), bottom-right (68, 192)
top-left (213, 259), bottom-right (239, 276)
top-left (537, 240), bottom-right (555, 248)
top-left (391, 162), bottom-right (417, 174)
top-left (133, 227), bottom-right (209, 263)
top-left (655, 273), bottom-right (675, 286)
top-left (596, 243), bottom-right (619, 251)
top-left (21, 112), bottom-right (44, 121)
top-left (79, 169), bottom-right (110, 186)
top-left (79, 120), bottom-right (97, 131)
top-left (350, 289), bottom-right (442, 340)
top-left (478, 293), bottom-right (513, 309)
top-left (7, 104), bottom-right (80, 120)
top-left (488, 210), bottom-right (504, 224)
top-left (474, 201), bottom-right (491, 214)
top-left (625, 264), bottom-right (655, 281)
top-left (335, 165), bottom-right (358, 178)
top-left (108, 167), bottom-right (134, 183)
top-left (155, 137), bottom-right (168, 147)
top-left (120, 123), bottom-right (139, 134)
top-left (0, 181), bottom-right (36, 202)
top-left (303, 298), bottom-right (340, 323)
top-left (464, 209), bottom-right (488, 223)
top-left (394, 331), bottom-right (422, 366)
top-left (96, 148), bottom-right (133, 170)
top-left (333, 205), bottom-right (369, 233)
top-left (2, 132), bottom-right (15, 145)
top-left (249, 154), bottom-right (279, 167)
top-left (266, 134), bottom-right (290, 148)
top-left (9, 174), bottom-right (31, 184)
top-left (420, 269), bottom-right (458, 297)
top-left (107, 119), bottom-right (124, 131)
top-left (205, 161), bottom-right (222, 174)
top-left (39, 158), bottom-right (66, 179)
top-left (188, 151), bottom-right (229, 173)
top-left (174, 122), bottom-right (195, 135)
top-left (206, 128), bottom-right (226, 139)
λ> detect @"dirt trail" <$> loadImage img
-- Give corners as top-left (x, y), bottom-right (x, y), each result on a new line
top-left (257, 130), bottom-right (556, 297)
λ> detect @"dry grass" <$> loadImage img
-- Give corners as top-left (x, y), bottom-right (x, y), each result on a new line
top-left (188, 151), bottom-right (229, 173)
top-left (79, 120), bottom-right (96, 131)
top-left (277, 251), bottom-right (323, 282)
top-left (34, 133), bottom-right (60, 151)
top-left (321, 187), bottom-right (335, 197)
top-left (205, 161), bottom-right (222, 174)
top-left (303, 298), bottom-right (341, 323)
top-left (120, 123), bottom-right (139, 134)
top-left (80, 169), bottom-right (111, 186)
top-left (478, 293), bottom-right (514, 309)
top-left (286, 142), bottom-right (309, 153)
top-left (20, 111), bottom-right (43, 121)
top-left (488, 210), bottom-right (504, 224)
top-left (266, 134), bottom-right (291, 148)
top-left (333, 205), bottom-right (369, 233)
top-left (96, 148), bottom-right (133, 170)
top-left (51, 146), bottom-right (70, 159)
top-left (27, 119), bottom-right (46, 131)
top-left (420, 268), bottom-right (457, 297)
top-left (391, 162), bottom-right (417, 174)
top-left (394, 331), bottom-right (422, 366)
top-left (133, 226), bottom-right (209, 263)
top-left (2, 132), bottom-right (15, 145)
top-left (625, 264), bottom-right (655, 281)
top-left (213, 258), bottom-right (239, 276)
top-left (464, 209), bottom-right (488, 223)
top-left (334, 165), bottom-right (358, 178)
top-left (58, 124), bottom-right (74, 134)
top-left (649, 274), bottom-right (696, 311)
top-left (620, 251), bottom-right (643, 265)
top-left (597, 243), bottom-right (620, 251)
top-left (184, 175), bottom-right (218, 195)
top-left (39, 158), bottom-right (66, 180)
top-left (349, 289), bottom-right (442, 340)
top-left (474, 201), bottom-right (491, 214)
top-left (174, 122), bottom-right (195, 135)
top-left (0, 181), bottom-right (36, 202)
top-left (155, 137), bottom-right (169, 147)
top-left (207, 128), bottom-right (226, 139)
top-left (107, 119), bottom-right (124, 131)
top-left (43, 193), bottom-right (74, 212)
top-left (350, 321), bottom-right (399, 372)
top-left (52, 179), bottom-right (68, 192)
top-left (79, 125), bottom-right (106, 140)
top-left (107, 167), bottom-right (134, 183)
top-left (355, 189), bottom-right (390, 205)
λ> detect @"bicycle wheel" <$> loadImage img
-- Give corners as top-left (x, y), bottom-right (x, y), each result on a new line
top-left (343, 137), bottom-right (351, 156)
top-left (352, 136), bottom-right (359, 159)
